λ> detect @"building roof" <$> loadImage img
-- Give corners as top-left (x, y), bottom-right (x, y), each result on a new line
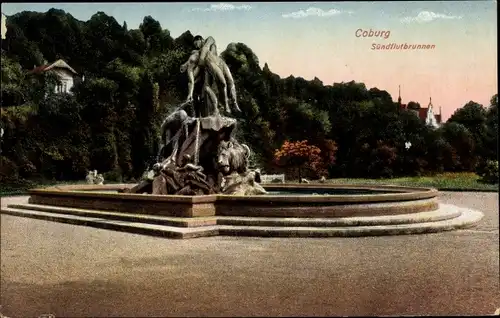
top-left (28, 59), bottom-right (77, 75)
top-left (418, 108), bottom-right (428, 121)
top-left (435, 114), bottom-right (442, 123)
top-left (30, 64), bottom-right (50, 73)
top-left (398, 90), bottom-right (442, 124)
top-left (417, 108), bottom-right (442, 123)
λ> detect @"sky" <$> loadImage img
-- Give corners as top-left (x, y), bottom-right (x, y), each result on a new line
top-left (1, 1), bottom-right (497, 120)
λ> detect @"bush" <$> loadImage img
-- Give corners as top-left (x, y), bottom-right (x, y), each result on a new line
top-left (128, 177), bottom-right (138, 184)
top-left (0, 156), bottom-right (19, 182)
top-left (366, 141), bottom-right (397, 178)
top-left (102, 168), bottom-right (123, 183)
top-left (477, 160), bottom-right (499, 184)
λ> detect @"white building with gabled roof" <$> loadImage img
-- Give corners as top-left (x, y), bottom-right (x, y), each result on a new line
top-left (29, 59), bottom-right (78, 94)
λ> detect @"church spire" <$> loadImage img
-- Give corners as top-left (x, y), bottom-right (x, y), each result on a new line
top-left (428, 96), bottom-right (434, 111)
top-left (398, 85), bottom-right (402, 105)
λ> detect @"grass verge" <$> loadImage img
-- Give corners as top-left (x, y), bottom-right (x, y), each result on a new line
top-left (0, 180), bottom-right (129, 197)
top-left (323, 172), bottom-right (498, 192)
top-left (0, 180), bottom-right (84, 197)
top-left (1, 172), bottom-right (497, 196)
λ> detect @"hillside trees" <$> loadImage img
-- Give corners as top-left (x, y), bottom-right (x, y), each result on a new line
top-left (1, 53), bottom-right (28, 107)
top-left (0, 9), bottom-right (497, 184)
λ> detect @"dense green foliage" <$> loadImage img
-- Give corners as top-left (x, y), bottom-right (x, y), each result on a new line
top-left (476, 160), bottom-right (499, 184)
top-left (0, 9), bottom-right (498, 184)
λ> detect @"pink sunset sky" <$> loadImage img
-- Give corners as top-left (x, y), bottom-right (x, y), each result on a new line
top-left (3, 1), bottom-right (497, 120)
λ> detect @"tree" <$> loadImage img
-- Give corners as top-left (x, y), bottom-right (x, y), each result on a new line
top-left (130, 70), bottom-right (159, 176)
top-left (394, 110), bottom-right (430, 176)
top-left (330, 81), bottom-right (370, 103)
top-left (278, 97), bottom-right (331, 142)
top-left (173, 30), bottom-right (194, 50)
top-left (139, 16), bottom-right (173, 56)
top-left (1, 53), bottom-right (27, 107)
top-left (147, 49), bottom-right (186, 99)
top-left (449, 101), bottom-right (487, 125)
top-left (369, 87), bottom-right (393, 105)
top-left (426, 133), bottom-right (458, 172)
top-left (84, 12), bottom-right (125, 73)
top-left (448, 101), bottom-right (488, 160)
top-left (76, 77), bottom-right (120, 173)
top-left (3, 22), bottom-right (45, 69)
top-left (317, 139), bottom-right (338, 177)
top-left (367, 141), bottom-right (398, 178)
top-left (327, 99), bottom-right (370, 177)
top-left (439, 122), bottom-right (476, 171)
top-left (407, 101), bottom-right (421, 110)
top-left (35, 93), bottom-right (90, 179)
top-left (122, 29), bottom-right (148, 66)
top-left (484, 94), bottom-right (498, 161)
top-left (274, 140), bottom-right (322, 181)
top-left (222, 42), bottom-right (261, 75)
top-left (139, 16), bottom-right (162, 40)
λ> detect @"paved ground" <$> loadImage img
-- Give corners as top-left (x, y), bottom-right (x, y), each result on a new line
top-left (1, 192), bottom-right (498, 317)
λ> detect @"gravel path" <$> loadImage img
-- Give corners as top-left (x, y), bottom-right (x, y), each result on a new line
top-left (1, 192), bottom-right (498, 317)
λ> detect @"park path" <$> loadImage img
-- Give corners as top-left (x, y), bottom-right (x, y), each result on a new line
top-left (1, 192), bottom-right (498, 317)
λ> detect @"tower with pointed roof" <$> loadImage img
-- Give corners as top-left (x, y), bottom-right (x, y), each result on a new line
top-left (397, 88), bottom-right (442, 127)
top-left (397, 85), bottom-right (407, 110)
top-left (424, 97), bottom-right (440, 128)
top-left (398, 85), bottom-right (402, 105)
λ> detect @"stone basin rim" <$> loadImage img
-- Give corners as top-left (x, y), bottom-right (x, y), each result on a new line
top-left (28, 183), bottom-right (439, 203)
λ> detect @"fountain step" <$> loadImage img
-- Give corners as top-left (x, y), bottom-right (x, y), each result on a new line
top-left (216, 206), bottom-right (461, 227)
top-left (7, 203), bottom-right (217, 228)
top-left (0, 207), bottom-right (219, 239)
top-left (8, 203), bottom-right (460, 228)
top-left (1, 205), bottom-right (484, 238)
top-left (217, 207), bottom-right (484, 237)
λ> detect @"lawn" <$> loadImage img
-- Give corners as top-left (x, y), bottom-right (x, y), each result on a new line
top-left (322, 172), bottom-right (498, 192)
top-left (0, 172), bottom-right (497, 196)
top-left (0, 179), bottom-right (129, 196)
top-left (0, 180), bottom-right (83, 196)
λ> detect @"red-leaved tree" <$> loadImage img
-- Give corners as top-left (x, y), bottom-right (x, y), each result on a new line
top-left (274, 140), bottom-right (322, 182)
top-left (317, 139), bottom-right (338, 177)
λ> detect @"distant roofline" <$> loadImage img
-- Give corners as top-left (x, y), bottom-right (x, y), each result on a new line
top-left (29, 59), bottom-right (78, 75)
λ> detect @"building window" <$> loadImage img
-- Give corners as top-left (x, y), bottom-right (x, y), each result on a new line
top-left (62, 81), bottom-right (68, 93)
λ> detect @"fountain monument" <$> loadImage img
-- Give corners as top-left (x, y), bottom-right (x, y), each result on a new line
top-left (126, 34), bottom-right (266, 196)
top-left (0, 35), bottom-right (485, 239)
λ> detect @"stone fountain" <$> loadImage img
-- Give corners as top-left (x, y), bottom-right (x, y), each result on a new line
top-left (0, 35), bottom-right (485, 238)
